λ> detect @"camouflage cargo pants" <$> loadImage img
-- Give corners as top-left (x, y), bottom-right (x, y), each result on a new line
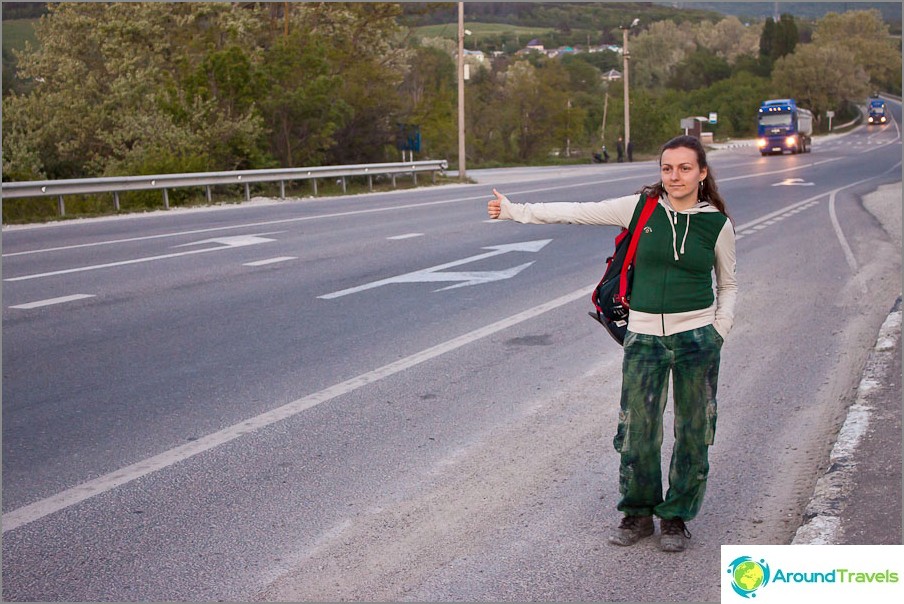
top-left (613, 325), bottom-right (722, 521)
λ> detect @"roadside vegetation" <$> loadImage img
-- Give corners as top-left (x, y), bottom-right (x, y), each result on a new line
top-left (2, 2), bottom-right (900, 223)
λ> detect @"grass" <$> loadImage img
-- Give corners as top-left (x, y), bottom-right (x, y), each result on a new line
top-left (412, 21), bottom-right (555, 43)
top-left (2, 19), bottom-right (38, 55)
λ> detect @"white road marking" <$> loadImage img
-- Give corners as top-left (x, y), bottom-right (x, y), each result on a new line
top-left (243, 257), bottom-right (297, 267)
top-left (9, 294), bottom-right (95, 309)
top-left (4, 233), bottom-right (277, 282)
top-left (318, 239), bottom-right (551, 299)
top-left (173, 234), bottom-right (279, 248)
top-left (1, 285), bottom-right (590, 533)
top-left (386, 233), bottom-right (423, 240)
top-left (829, 189), bottom-right (868, 295)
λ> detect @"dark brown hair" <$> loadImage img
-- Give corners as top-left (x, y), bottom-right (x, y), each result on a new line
top-left (639, 135), bottom-right (730, 219)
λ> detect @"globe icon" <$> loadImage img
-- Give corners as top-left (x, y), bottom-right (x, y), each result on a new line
top-left (733, 560), bottom-right (765, 592)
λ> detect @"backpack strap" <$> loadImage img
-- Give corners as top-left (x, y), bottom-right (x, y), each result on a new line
top-left (617, 194), bottom-right (659, 303)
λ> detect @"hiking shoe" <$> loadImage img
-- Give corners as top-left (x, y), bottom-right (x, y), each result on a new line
top-left (608, 515), bottom-right (654, 546)
top-left (660, 518), bottom-right (692, 552)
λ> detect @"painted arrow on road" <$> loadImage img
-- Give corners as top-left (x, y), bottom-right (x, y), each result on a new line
top-left (318, 239), bottom-right (552, 299)
top-left (4, 233), bottom-right (280, 282)
top-left (173, 233), bottom-right (280, 248)
top-left (772, 178), bottom-right (815, 186)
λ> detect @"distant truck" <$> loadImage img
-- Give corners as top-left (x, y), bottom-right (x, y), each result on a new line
top-left (757, 99), bottom-right (813, 155)
top-left (867, 98), bottom-right (888, 125)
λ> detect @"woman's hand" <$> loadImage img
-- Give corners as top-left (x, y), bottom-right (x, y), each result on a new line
top-left (487, 188), bottom-right (506, 219)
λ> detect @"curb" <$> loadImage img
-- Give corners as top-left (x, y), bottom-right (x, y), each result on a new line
top-left (791, 296), bottom-right (903, 544)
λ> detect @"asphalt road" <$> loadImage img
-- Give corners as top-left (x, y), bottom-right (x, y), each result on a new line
top-left (2, 106), bottom-right (901, 601)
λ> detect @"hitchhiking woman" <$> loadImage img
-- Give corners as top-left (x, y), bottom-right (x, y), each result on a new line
top-left (486, 135), bottom-right (737, 552)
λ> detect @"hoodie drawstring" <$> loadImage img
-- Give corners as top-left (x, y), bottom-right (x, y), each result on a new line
top-left (680, 212), bottom-right (690, 256)
top-left (666, 206), bottom-right (691, 261)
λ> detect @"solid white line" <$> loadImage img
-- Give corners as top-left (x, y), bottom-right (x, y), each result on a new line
top-left (828, 188), bottom-right (869, 296)
top-left (9, 294), bottom-right (95, 309)
top-left (243, 256), bottom-right (297, 267)
top-left (4, 245), bottom-right (236, 282)
top-left (386, 233), bottom-right (423, 240)
top-left (1, 285), bottom-right (590, 533)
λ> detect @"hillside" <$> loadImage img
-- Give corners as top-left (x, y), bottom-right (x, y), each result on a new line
top-left (663, 2), bottom-right (902, 26)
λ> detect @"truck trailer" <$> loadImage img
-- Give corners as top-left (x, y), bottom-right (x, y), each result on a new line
top-left (757, 99), bottom-right (813, 155)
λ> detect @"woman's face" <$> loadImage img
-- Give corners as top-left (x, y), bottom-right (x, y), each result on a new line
top-left (660, 146), bottom-right (707, 208)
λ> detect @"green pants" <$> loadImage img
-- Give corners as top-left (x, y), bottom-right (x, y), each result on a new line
top-left (613, 325), bottom-right (722, 521)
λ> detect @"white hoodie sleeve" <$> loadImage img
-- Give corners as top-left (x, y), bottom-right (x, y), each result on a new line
top-left (712, 220), bottom-right (738, 339)
top-left (498, 193), bottom-right (639, 228)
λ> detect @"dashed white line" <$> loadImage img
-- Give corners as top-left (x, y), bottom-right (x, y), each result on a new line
top-left (10, 294), bottom-right (95, 309)
top-left (243, 257), bottom-right (297, 267)
top-left (387, 233), bottom-right (424, 240)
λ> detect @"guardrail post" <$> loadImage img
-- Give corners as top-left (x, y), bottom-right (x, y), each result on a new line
top-left (368, 174), bottom-right (373, 192)
top-left (206, 186), bottom-right (212, 203)
top-left (311, 179), bottom-right (317, 196)
top-left (244, 182), bottom-right (250, 201)
top-left (341, 177), bottom-right (347, 193)
top-left (391, 173), bottom-right (396, 187)
top-left (57, 195), bottom-right (65, 216)
top-left (113, 191), bottom-right (120, 211)
top-left (163, 189), bottom-right (170, 209)
top-left (412, 171), bottom-right (417, 186)
top-left (279, 181), bottom-right (285, 199)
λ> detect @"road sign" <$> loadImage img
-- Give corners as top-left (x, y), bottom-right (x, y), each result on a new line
top-left (396, 123), bottom-right (421, 152)
top-left (709, 112), bottom-right (718, 124)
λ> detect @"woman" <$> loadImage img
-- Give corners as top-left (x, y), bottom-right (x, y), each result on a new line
top-left (487, 135), bottom-right (737, 553)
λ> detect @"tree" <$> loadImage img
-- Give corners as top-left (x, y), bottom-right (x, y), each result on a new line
top-left (759, 18), bottom-right (776, 60)
top-left (685, 72), bottom-right (773, 138)
top-left (292, 2), bottom-right (411, 165)
top-left (694, 16), bottom-right (761, 64)
top-left (812, 10), bottom-right (902, 94)
top-left (771, 44), bottom-right (870, 122)
top-left (400, 46), bottom-right (457, 160)
top-left (668, 48), bottom-right (731, 91)
top-left (2, 3), bottom-right (272, 180)
top-left (257, 32), bottom-right (348, 168)
top-left (630, 20), bottom-right (696, 90)
top-left (774, 14), bottom-right (799, 59)
top-left (465, 63), bottom-right (514, 165)
top-left (759, 13), bottom-right (798, 71)
top-left (499, 60), bottom-right (571, 162)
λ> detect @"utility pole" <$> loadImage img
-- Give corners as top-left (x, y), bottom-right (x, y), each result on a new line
top-left (457, 2), bottom-right (466, 182)
top-left (600, 91), bottom-right (609, 145)
top-left (621, 24), bottom-right (631, 156)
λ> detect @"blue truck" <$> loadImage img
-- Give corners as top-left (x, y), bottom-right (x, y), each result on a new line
top-left (867, 98), bottom-right (888, 125)
top-left (757, 99), bottom-right (814, 155)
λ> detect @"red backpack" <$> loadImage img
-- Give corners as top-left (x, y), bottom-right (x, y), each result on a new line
top-left (588, 194), bottom-right (659, 345)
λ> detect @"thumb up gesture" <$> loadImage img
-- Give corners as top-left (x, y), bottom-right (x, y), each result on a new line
top-left (487, 188), bottom-right (506, 219)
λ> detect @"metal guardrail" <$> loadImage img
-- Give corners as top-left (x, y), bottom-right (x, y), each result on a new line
top-left (1, 160), bottom-right (448, 216)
